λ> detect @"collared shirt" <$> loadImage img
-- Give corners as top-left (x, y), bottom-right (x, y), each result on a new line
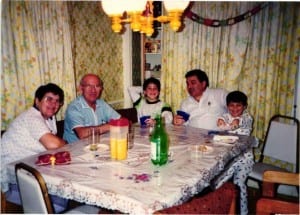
top-left (63, 96), bottom-right (120, 143)
top-left (181, 88), bottom-right (228, 130)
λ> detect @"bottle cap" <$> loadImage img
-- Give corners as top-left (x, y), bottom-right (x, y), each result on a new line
top-left (109, 117), bottom-right (129, 126)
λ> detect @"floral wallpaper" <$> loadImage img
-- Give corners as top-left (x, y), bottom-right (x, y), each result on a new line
top-left (68, 1), bottom-right (123, 108)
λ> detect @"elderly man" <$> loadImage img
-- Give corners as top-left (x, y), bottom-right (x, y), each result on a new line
top-left (63, 74), bottom-right (120, 143)
top-left (173, 69), bottom-right (228, 130)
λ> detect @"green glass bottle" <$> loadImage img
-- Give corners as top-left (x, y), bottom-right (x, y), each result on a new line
top-left (150, 115), bottom-right (169, 165)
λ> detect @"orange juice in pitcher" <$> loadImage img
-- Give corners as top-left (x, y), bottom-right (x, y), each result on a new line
top-left (109, 118), bottom-right (129, 160)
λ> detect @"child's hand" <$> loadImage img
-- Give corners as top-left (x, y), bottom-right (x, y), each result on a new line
top-left (230, 119), bottom-right (240, 129)
top-left (146, 118), bottom-right (156, 127)
top-left (217, 118), bottom-right (226, 127)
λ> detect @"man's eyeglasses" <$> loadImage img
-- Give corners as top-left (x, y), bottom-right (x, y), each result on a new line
top-left (43, 96), bottom-right (63, 106)
top-left (82, 84), bottom-right (102, 90)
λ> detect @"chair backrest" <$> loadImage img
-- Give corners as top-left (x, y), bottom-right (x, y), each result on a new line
top-left (116, 107), bottom-right (138, 123)
top-left (15, 163), bottom-right (54, 214)
top-left (261, 115), bottom-right (299, 172)
top-left (56, 120), bottom-right (64, 138)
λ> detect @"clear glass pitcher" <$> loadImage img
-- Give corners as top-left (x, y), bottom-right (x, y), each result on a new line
top-left (109, 118), bottom-right (129, 160)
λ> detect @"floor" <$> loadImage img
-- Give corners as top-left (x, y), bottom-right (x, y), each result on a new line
top-left (2, 188), bottom-right (298, 214)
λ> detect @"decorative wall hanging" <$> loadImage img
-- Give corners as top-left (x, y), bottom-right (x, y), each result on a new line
top-left (185, 2), bottom-right (269, 27)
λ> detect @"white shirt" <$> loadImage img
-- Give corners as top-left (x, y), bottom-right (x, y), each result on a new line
top-left (181, 88), bottom-right (228, 130)
top-left (1, 107), bottom-right (56, 192)
top-left (128, 86), bottom-right (173, 124)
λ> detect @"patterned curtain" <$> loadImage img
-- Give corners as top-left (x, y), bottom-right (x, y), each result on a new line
top-left (161, 2), bottom-right (300, 141)
top-left (1, 0), bottom-right (76, 129)
top-left (1, 1), bottom-right (124, 130)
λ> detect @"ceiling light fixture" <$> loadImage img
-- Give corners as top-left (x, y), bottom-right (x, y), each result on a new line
top-left (101, 0), bottom-right (190, 37)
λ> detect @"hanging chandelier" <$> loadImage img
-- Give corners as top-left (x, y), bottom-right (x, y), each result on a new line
top-left (101, 0), bottom-right (190, 37)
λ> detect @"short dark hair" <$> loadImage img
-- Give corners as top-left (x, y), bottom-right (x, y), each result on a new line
top-left (185, 69), bottom-right (209, 88)
top-left (33, 83), bottom-right (64, 107)
top-left (226, 90), bottom-right (248, 106)
top-left (143, 77), bottom-right (161, 91)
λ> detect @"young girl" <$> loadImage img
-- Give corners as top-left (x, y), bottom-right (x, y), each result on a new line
top-left (217, 90), bottom-right (253, 135)
top-left (128, 77), bottom-right (173, 126)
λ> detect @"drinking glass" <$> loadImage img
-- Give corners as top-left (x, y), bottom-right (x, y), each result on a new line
top-left (89, 127), bottom-right (99, 151)
top-left (128, 125), bottom-right (134, 149)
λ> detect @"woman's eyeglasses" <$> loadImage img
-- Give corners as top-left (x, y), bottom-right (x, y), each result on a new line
top-left (43, 96), bottom-right (63, 106)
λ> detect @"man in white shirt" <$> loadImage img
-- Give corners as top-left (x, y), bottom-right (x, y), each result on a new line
top-left (173, 69), bottom-right (228, 130)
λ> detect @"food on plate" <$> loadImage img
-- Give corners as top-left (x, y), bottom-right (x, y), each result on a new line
top-left (199, 145), bottom-right (208, 152)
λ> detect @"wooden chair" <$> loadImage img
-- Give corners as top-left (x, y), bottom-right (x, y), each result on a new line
top-left (15, 162), bottom-right (100, 214)
top-left (248, 115), bottom-right (299, 191)
top-left (154, 182), bottom-right (237, 214)
top-left (1, 190), bottom-right (24, 213)
top-left (56, 120), bottom-right (64, 138)
top-left (1, 191), bottom-right (6, 213)
top-left (256, 170), bottom-right (299, 214)
top-left (116, 107), bottom-right (138, 123)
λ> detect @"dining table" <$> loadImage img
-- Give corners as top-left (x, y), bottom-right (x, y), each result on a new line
top-left (3, 124), bottom-right (257, 214)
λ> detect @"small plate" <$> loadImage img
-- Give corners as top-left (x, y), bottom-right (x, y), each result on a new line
top-left (84, 144), bottom-right (109, 152)
top-left (213, 135), bottom-right (239, 144)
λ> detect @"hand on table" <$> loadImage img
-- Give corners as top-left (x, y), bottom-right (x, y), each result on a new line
top-left (173, 115), bottom-right (186, 125)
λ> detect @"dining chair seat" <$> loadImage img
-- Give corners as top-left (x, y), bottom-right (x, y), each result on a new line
top-left (15, 162), bottom-right (100, 214)
top-left (154, 182), bottom-right (237, 214)
top-left (249, 162), bottom-right (288, 181)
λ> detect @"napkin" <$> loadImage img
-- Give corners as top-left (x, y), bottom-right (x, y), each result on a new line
top-left (36, 151), bottom-right (71, 166)
top-left (213, 135), bottom-right (239, 143)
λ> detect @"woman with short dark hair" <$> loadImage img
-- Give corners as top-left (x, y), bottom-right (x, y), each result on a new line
top-left (1, 83), bottom-right (68, 213)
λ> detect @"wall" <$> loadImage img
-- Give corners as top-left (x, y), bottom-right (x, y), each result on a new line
top-left (68, 2), bottom-right (124, 109)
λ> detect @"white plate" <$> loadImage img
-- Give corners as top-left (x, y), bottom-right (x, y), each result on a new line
top-left (213, 135), bottom-right (239, 144)
top-left (84, 144), bottom-right (109, 152)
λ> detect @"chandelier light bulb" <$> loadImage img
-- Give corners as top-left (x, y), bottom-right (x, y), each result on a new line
top-left (101, 0), bottom-right (190, 36)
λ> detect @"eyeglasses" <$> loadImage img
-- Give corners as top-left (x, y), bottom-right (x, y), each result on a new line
top-left (82, 84), bottom-right (102, 90)
top-left (43, 96), bottom-right (63, 106)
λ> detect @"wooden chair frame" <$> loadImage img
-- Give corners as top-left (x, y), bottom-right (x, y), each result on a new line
top-left (256, 170), bottom-right (300, 215)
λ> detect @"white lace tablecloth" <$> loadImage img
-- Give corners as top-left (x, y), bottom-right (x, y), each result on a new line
top-left (4, 125), bottom-right (256, 214)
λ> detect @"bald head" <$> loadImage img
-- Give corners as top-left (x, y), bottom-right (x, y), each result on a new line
top-left (80, 74), bottom-right (103, 87)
